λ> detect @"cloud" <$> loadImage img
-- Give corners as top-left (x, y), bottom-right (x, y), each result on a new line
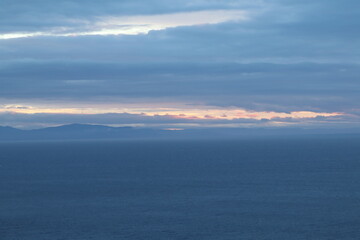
top-left (0, 0), bottom-right (359, 129)
top-left (4, 105), bottom-right (30, 110)
top-left (0, 109), bottom-right (354, 130)
top-left (0, 10), bottom-right (249, 40)
top-left (0, 103), bottom-right (342, 122)
top-left (0, 60), bottom-right (359, 112)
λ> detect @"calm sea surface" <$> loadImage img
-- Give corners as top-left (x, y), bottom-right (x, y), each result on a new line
top-left (1, 138), bottom-right (360, 239)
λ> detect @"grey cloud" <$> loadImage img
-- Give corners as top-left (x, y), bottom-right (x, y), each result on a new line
top-left (0, 0), bottom-right (359, 127)
top-left (0, 60), bottom-right (359, 112)
top-left (0, 0), bottom-right (262, 33)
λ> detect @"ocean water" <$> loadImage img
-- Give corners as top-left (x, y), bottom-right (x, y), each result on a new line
top-left (1, 138), bottom-right (360, 240)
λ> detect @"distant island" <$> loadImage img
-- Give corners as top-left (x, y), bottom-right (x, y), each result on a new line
top-left (0, 124), bottom-right (359, 142)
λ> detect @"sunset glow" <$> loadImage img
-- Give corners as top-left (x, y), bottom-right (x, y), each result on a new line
top-left (0, 104), bottom-right (342, 121)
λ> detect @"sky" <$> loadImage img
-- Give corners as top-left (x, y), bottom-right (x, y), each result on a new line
top-left (0, 0), bottom-right (359, 129)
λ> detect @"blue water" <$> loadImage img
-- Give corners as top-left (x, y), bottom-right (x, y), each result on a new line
top-left (1, 138), bottom-right (360, 239)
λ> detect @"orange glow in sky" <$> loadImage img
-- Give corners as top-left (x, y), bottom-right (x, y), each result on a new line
top-left (0, 104), bottom-right (342, 121)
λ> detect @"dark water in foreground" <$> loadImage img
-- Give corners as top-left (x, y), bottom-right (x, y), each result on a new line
top-left (1, 138), bottom-right (360, 240)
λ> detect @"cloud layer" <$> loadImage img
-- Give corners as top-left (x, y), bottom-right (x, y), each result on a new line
top-left (0, 0), bottom-right (359, 128)
top-left (0, 10), bottom-right (249, 39)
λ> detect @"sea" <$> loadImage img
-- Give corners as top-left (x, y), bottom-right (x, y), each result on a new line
top-left (1, 137), bottom-right (360, 239)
